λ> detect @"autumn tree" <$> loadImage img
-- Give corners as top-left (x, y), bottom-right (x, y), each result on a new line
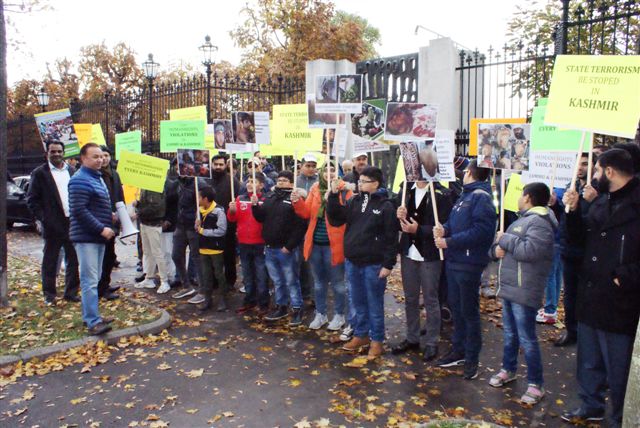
top-left (230, 0), bottom-right (380, 78)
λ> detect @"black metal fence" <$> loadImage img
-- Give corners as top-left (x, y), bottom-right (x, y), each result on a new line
top-left (455, 0), bottom-right (640, 155)
top-left (8, 74), bottom-right (306, 175)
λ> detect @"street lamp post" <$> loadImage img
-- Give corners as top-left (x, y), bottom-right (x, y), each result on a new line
top-left (36, 87), bottom-right (49, 112)
top-left (199, 35), bottom-right (218, 123)
top-left (142, 54), bottom-right (159, 150)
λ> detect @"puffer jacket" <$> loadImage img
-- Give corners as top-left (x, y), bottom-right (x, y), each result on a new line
top-left (69, 166), bottom-right (113, 244)
top-left (491, 206), bottom-right (558, 308)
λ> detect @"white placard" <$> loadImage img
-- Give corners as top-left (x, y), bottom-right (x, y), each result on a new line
top-left (521, 151), bottom-right (576, 188)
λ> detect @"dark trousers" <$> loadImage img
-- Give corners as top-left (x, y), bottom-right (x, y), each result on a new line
top-left (41, 236), bottom-right (79, 300)
top-left (223, 225), bottom-right (238, 287)
top-left (446, 266), bottom-right (482, 364)
top-left (239, 244), bottom-right (269, 308)
top-left (561, 257), bottom-right (580, 336)
top-left (577, 322), bottom-right (634, 427)
top-left (98, 237), bottom-right (116, 296)
top-left (200, 253), bottom-right (227, 304)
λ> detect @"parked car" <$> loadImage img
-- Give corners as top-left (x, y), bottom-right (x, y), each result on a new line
top-left (6, 176), bottom-right (35, 228)
top-left (13, 175), bottom-right (31, 193)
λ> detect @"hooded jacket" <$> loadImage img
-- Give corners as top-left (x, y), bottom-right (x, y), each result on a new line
top-left (252, 187), bottom-right (307, 251)
top-left (491, 206), bottom-right (558, 308)
top-left (443, 180), bottom-right (496, 272)
top-left (227, 193), bottom-right (265, 245)
top-left (327, 187), bottom-right (398, 270)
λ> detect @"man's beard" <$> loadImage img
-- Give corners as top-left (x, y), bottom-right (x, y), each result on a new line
top-left (596, 174), bottom-right (610, 193)
top-left (212, 169), bottom-right (225, 178)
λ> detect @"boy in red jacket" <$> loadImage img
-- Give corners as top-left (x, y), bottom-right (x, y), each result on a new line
top-left (227, 175), bottom-right (269, 314)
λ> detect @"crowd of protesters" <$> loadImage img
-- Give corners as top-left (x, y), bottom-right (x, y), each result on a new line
top-left (26, 139), bottom-right (640, 427)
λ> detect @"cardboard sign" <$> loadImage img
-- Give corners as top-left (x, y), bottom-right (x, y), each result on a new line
top-left (169, 105), bottom-right (207, 122)
top-left (159, 120), bottom-right (205, 152)
top-left (545, 55), bottom-right (640, 138)
top-left (176, 148), bottom-right (211, 178)
top-left (469, 118), bottom-right (526, 156)
top-left (384, 103), bottom-right (438, 142)
top-left (351, 99), bottom-right (386, 142)
top-left (530, 99), bottom-right (591, 152)
top-left (271, 104), bottom-right (323, 152)
top-left (521, 151), bottom-right (576, 188)
top-left (307, 94), bottom-right (346, 128)
top-left (35, 108), bottom-right (80, 158)
top-left (476, 123), bottom-right (531, 171)
top-left (503, 173), bottom-right (525, 212)
top-left (232, 111), bottom-right (270, 145)
top-left (74, 124), bottom-right (93, 148)
top-left (314, 74), bottom-right (363, 114)
top-left (117, 151), bottom-right (169, 192)
top-left (91, 124), bottom-right (106, 147)
top-left (115, 130), bottom-right (142, 160)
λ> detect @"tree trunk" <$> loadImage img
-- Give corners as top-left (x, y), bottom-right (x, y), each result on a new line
top-left (0, 0), bottom-right (8, 306)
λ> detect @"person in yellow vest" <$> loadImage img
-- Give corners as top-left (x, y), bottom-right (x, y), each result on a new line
top-left (195, 186), bottom-right (228, 312)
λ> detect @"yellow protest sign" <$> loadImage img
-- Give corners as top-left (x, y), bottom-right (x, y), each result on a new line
top-left (503, 173), bottom-right (525, 213)
top-left (169, 105), bottom-right (207, 122)
top-left (74, 124), bottom-right (93, 148)
top-left (469, 118), bottom-right (527, 156)
top-left (270, 104), bottom-right (323, 154)
top-left (545, 55), bottom-right (640, 138)
top-left (117, 151), bottom-right (169, 192)
top-left (392, 157), bottom-right (405, 194)
top-left (122, 184), bottom-right (139, 205)
top-left (91, 124), bottom-right (106, 146)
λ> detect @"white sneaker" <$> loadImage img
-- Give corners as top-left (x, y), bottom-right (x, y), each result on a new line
top-left (308, 313), bottom-right (328, 330)
top-left (157, 282), bottom-right (171, 294)
top-left (135, 279), bottom-right (156, 289)
top-left (339, 324), bottom-right (354, 341)
top-left (188, 293), bottom-right (205, 304)
top-left (239, 286), bottom-right (246, 293)
top-left (327, 314), bottom-right (346, 331)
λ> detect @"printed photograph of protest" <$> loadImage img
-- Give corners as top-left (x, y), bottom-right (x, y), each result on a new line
top-left (338, 74), bottom-right (362, 104)
top-left (177, 148), bottom-right (211, 178)
top-left (351, 99), bottom-right (385, 140)
top-left (322, 128), bottom-right (335, 154)
top-left (306, 94), bottom-right (345, 128)
top-left (232, 111), bottom-right (255, 144)
top-left (212, 119), bottom-right (233, 150)
top-left (384, 103), bottom-right (438, 141)
top-left (34, 108), bottom-right (80, 157)
top-left (399, 141), bottom-right (441, 182)
top-left (315, 75), bottom-right (338, 104)
top-left (476, 123), bottom-right (531, 171)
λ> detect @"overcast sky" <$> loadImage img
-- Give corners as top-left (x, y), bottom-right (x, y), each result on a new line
top-left (6, 0), bottom-right (531, 86)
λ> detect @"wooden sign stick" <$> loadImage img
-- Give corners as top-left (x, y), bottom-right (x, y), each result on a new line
top-left (429, 181), bottom-right (444, 261)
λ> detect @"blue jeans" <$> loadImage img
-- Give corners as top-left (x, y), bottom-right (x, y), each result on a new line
top-left (74, 242), bottom-right (105, 329)
top-left (265, 247), bottom-right (302, 308)
top-left (309, 245), bottom-right (346, 316)
top-left (446, 266), bottom-right (482, 363)
top-left (239, 244), bottom-right (269, 308)
top-left (577, 322), bottom-right (634, 427)
top-left (543, 246), bottom-right (563, 313)
top-left (501, 299), bottom-right (543, 385)
top-left (345, 260), bottom-right (386, 342)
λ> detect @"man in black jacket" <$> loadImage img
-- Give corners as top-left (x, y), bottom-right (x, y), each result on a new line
top-left (27, 141), bottom-right (79, 305)
top-left (211, 154), bottom-right (242, 288)
top-left (561, 149), bottom-right (640, 427)
top-left (252, 171), bottom-right (307, 325)
top-left (327, 166), bottom-right (398, 359)
top-left (392, 181), bottom-right (452, 361)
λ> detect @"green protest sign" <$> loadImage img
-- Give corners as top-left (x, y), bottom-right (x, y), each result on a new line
top-left (115, 130), bottom-right (142, 160)
top-left (530, 102), bottom-right (592, 152)
top-left (160, 120), bottom-right (205, 152)
top-left (117, 151), bottom-right (169, 192)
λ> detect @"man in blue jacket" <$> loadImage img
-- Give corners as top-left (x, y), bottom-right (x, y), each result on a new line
top-left (69, 143), bottom-right (115, 335)
top-left (434, 160), bottom-right (496, 379)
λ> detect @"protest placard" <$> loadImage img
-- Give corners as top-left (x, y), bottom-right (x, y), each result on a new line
top-left (545, 55), bottom-right (640, 138)
top-left (384, 103), bottom-right (438, 142)
top-left (91, 124), bottom-right (106, 147)
top-left (209, 119), bottom-right (233, 151)
top-left (159, 120), bottom-right (205, 152)
top-left (176, 148), bottom-right (211, 178)
top-left (521, 151), bottom-right (576, 188)
top-left (73, 124), bottom-right (93, 148)
top-left (34, 108), bottom-right (80, 157)
top-left (503, 173), bottom-right (525, 212)
top-left (476, 123), bottom-right (530, 171)
top-left (232, 111), bottom-right (270, 145)
top-left (307, 94), bottom-right (346, 128)
top-left (272, 104), bottom-right (323, 152)
top-left (117, 151), bottom-right (169, 192)
top-left (115, 130), bottom-right (142, 160)
top-left (351, 99), bottom-right (386, 142)
top-left (530, 99), bottom-right (591, 152)
top-left (469, 118), bottom-right (526, 156)
top-left (169, 105), bottom-right (207, 122)
top-left (315, 74), bottom-right (363, 114)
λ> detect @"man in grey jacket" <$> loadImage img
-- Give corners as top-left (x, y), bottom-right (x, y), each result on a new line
top-left (487, 182), bottom-right (557, 405)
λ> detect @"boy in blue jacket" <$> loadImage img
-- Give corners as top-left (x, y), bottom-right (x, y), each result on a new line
top-left (434, 160), bottom-right (496, 379)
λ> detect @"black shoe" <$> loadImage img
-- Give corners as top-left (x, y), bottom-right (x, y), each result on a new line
top-left (108, 285), bottom-right (121, 293)
top-left (420, 328), bottom-right (427, 335)
top-left (463, 361), bottom-right (478, 380)
top-left (437, 350), bottom-right (465, 368)
top-left (88, 321), bottom-right (112, 336)
top-left (198, 302), bottom-right (212, 312)
top-left (64, 295), bottom-right (81, 303)
top-left (136, 262), bottom-right (143, 272)
top-left (113, 259), bottom-right (120, 268)
top-left (135, 273), bottom-right (146, 283)
top-left (102, 292), bottom-right (119, 301)
top-left (265, 306), bottom-right (288, 321)
top-left (169, 280), bottom-right (183, 289)
top-left (554, 330), bottom-right (577, 347)
top-left (422, 345), bottom-right (438, 362)
top-left (441, 306), bottom-right (452, 323)
top-left (216, 298), bottom-right (228, 312)
top-left (289, 308), bottom-right (303, 326)
top-left (391, 340), bottom-right (421, 355)
top-left (560, 407), bottom-right (604, 423)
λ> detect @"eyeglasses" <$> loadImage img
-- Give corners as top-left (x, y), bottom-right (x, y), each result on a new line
top-left (358, 179), bottom-right (375, 184)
